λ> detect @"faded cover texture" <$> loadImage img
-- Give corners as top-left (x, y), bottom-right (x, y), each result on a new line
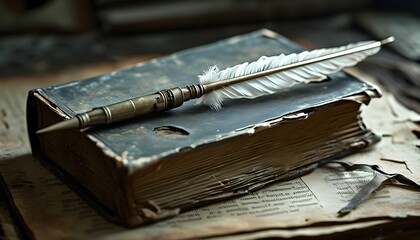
top-left (31, 29), bottom-right (377, 167)
top-left (27, 29), bottom-right (379, 225)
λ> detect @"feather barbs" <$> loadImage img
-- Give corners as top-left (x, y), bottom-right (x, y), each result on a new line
top-left (197, 40), bottom-right (381, 110)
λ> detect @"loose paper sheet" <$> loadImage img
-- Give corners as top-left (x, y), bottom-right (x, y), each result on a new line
top-left (0, 59), bottom-right (153, 240)
top-left (1, 68), bottom-right (419, 239)
top-left (0, 82), bottom-right (31, 240)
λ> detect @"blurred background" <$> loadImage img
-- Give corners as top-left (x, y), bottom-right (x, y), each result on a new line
top-left (1, 0), bottom-right (419, 33)
top-left (0, 0), bottom-right (419, 112)
top-left (0, 2), bottom-right (419, 238)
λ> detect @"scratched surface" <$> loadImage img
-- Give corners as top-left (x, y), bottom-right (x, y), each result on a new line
top-left (34, 29), bottom-right (376, 162)
top-left (1, 74), bottom-right (420, 239)
top-left (0, 57), bottom-right (156, 239)
top-left (1, 39), bottom-right (420, 239)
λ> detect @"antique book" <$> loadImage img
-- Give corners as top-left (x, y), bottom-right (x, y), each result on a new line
top-left (26, 29), bottom-right (381, 227)
top-left (2, 66), bottom-right (418, 239)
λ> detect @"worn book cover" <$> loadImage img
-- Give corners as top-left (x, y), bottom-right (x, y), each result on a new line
top-left (27, 29), bottom-right (380, 227)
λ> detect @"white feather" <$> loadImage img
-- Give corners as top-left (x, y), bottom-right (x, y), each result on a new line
top-left (197, 41), bottom-right (380, 110)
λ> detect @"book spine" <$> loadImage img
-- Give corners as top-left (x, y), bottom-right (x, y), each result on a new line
top-left (26, 90), bottom-right (129, 225)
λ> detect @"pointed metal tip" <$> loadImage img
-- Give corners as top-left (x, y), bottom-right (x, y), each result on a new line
top-left (37, 117), bottom-right (80, 134)
top-left (380, 36), bottom-right (395, 45)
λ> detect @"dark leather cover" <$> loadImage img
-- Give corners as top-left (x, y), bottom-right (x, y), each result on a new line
top-left (29, 29), bottom-right (378, 169)
top-left (26, 29), bottom-right (380, 225)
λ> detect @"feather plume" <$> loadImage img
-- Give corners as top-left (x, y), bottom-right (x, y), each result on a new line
top-left (197, 41), bottom-right (380, 110)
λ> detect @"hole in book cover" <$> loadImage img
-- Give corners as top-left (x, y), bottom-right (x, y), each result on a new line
top-left (153, 126), bottom-right (189, 137)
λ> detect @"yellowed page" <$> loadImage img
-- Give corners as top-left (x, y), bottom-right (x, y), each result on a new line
top-left (1, 68), bottom-right (419, 239)
top-left (208, 220), bottom-right (393, 240)
top-left (1, 152), bottom-right (416, 240)
top-left (0, 59), bottom-right (154, 240)
top-left (1, 138), bottom-right (419, 240)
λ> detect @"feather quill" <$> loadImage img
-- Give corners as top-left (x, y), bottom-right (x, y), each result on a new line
top-left (37, 37), bottom-right (394, 134)
top-left (197, 41), bottom-right (381, 110)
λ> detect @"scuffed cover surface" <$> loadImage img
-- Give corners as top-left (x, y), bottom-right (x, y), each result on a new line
top-left (37, 29), bottom-right (375, 165)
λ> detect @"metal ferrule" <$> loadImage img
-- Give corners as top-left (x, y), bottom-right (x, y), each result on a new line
top-left (76, 112), bottom-right (90, 128)
top-left (77, 108), bottom-right (109, 128)
top-left (102, 106), bottom-right (113, 124)
top-left (74, 84), bottom-right (206, 128)
top-left (158, 87), bottom-right (188, 110)
top-left (182, 84), bottom-right (205, 100)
